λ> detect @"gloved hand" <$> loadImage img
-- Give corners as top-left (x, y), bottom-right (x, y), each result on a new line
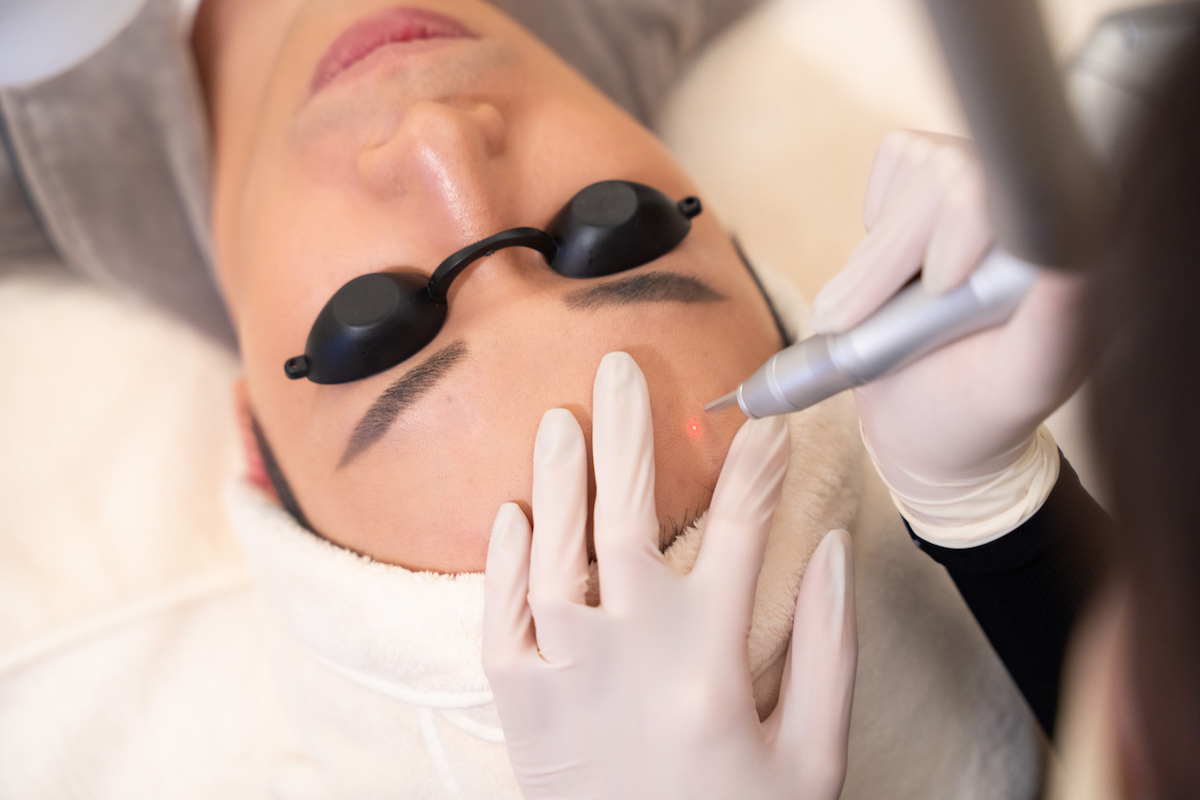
top-left (811, 130), bottom-right (1089, 545)
top-left (483, 352), bottom-right (857, 800)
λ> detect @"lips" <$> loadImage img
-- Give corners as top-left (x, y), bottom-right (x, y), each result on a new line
top-left (310, 6), bottom-right (477, 95)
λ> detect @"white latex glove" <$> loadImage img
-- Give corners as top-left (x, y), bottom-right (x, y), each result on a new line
top-left (811, 130), bottom-right (1089, 545)
top-left (483, 352), bottom-right (857, 800)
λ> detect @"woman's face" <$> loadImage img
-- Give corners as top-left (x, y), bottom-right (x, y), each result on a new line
top-left (208, 0), bottom-right (782, 572)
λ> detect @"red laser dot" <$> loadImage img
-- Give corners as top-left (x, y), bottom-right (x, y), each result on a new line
top-left (687, 419), bottom-right (701, 439)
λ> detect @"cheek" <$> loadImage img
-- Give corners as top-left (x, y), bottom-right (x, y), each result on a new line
top-left (642, 371), bottom-right (734, 529)
top-left (308, 394), bottom-right (541, 573)
top-left (478, 316), bottom-right (739, 534)
top-left (375, 329), bottom-right (727, 565)
top-left (287, 293), bottom-right (767, 572)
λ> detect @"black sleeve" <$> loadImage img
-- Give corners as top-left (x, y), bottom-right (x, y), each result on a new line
top-left (905, 455), bottom-right (1112, 738)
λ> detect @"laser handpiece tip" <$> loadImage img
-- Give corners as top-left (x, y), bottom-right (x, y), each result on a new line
top-left (705, 391), bottom-right (739, 414)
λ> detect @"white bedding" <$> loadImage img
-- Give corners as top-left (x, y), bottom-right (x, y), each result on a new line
top-left (0, 263), bottom-right (243, 667)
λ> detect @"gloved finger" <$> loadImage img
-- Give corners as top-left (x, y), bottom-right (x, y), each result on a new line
top-left (983, 267), bottom-right (1090, 422)
top-left (771, 529), bottom-right (857, 796)
top-left (867, 132), bottom-right (973, 230)
top-left (812, 173), bottom-right (943, 333)
top-left (526, 409), bottom-right (592, 662)
top-left (529, 409), bottom-right (591, 606)
top-left (863, 129), bottom-right (927, 230)
top-left (482, 503), bottom-right (539, 674)
top-left (591, 352), bottom-right (664, 612)
top-left (923, 161), bottom-right (992, 295)
top-left (691, 415), bottom-right (790, 636)
top-left (870, 131), bottom-right (955, 228)
top-left (813, 140), bottom-right (976, 333)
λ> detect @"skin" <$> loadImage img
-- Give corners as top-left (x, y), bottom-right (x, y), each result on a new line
top-left (193, 0), bottom-right (781, 573)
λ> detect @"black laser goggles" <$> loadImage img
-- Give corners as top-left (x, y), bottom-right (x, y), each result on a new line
top-left (284, 180), bottom-right (702, 385)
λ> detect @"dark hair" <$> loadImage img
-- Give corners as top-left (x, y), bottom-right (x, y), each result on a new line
top-left (249, 413), bottom-right (314, 532)
top-left (1088, 45), bottom-right (1200, 798)
top-left (732, 236), bottom-right (793, 347)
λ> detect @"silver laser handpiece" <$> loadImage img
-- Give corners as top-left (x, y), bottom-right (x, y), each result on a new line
top-left (707, 249), bottom-right (1039, 418)
top-left (709, 4), bottom-right (1200, 419)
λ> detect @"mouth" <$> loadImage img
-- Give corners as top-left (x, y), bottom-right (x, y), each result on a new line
top-left (310, 6), bottom-right (477, 96)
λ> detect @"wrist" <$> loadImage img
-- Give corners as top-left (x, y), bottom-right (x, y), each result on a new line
top-left (863, 424), bottom-right (1060, 548)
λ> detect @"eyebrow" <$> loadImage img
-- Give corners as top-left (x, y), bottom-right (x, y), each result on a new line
top-left (563, 271), bottom-right (727, 310)
top-left (339, 340), bottom-right (468, 467)
top-left (336, 272), bottom-right (718, 465)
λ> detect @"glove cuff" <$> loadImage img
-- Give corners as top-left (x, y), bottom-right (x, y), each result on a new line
top-left (862, 424), bottom-right (1060, 548)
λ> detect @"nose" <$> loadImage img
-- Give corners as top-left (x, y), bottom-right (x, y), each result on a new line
top-left (357, 100), bottom-right (510, 250)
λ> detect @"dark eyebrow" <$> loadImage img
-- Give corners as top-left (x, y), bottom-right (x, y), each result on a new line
top-left (339, 340), bottom-right (468, 468)
top-left (563, 271), bottom-right (727, 310)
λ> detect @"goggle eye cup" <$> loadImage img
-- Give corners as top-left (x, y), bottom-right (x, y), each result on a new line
top-left (286, 180), bottom-right (701, 385)
top-left (548, 180), bottom-right (702, 279)
top-left (285, 272), bottom-right (445, 385)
